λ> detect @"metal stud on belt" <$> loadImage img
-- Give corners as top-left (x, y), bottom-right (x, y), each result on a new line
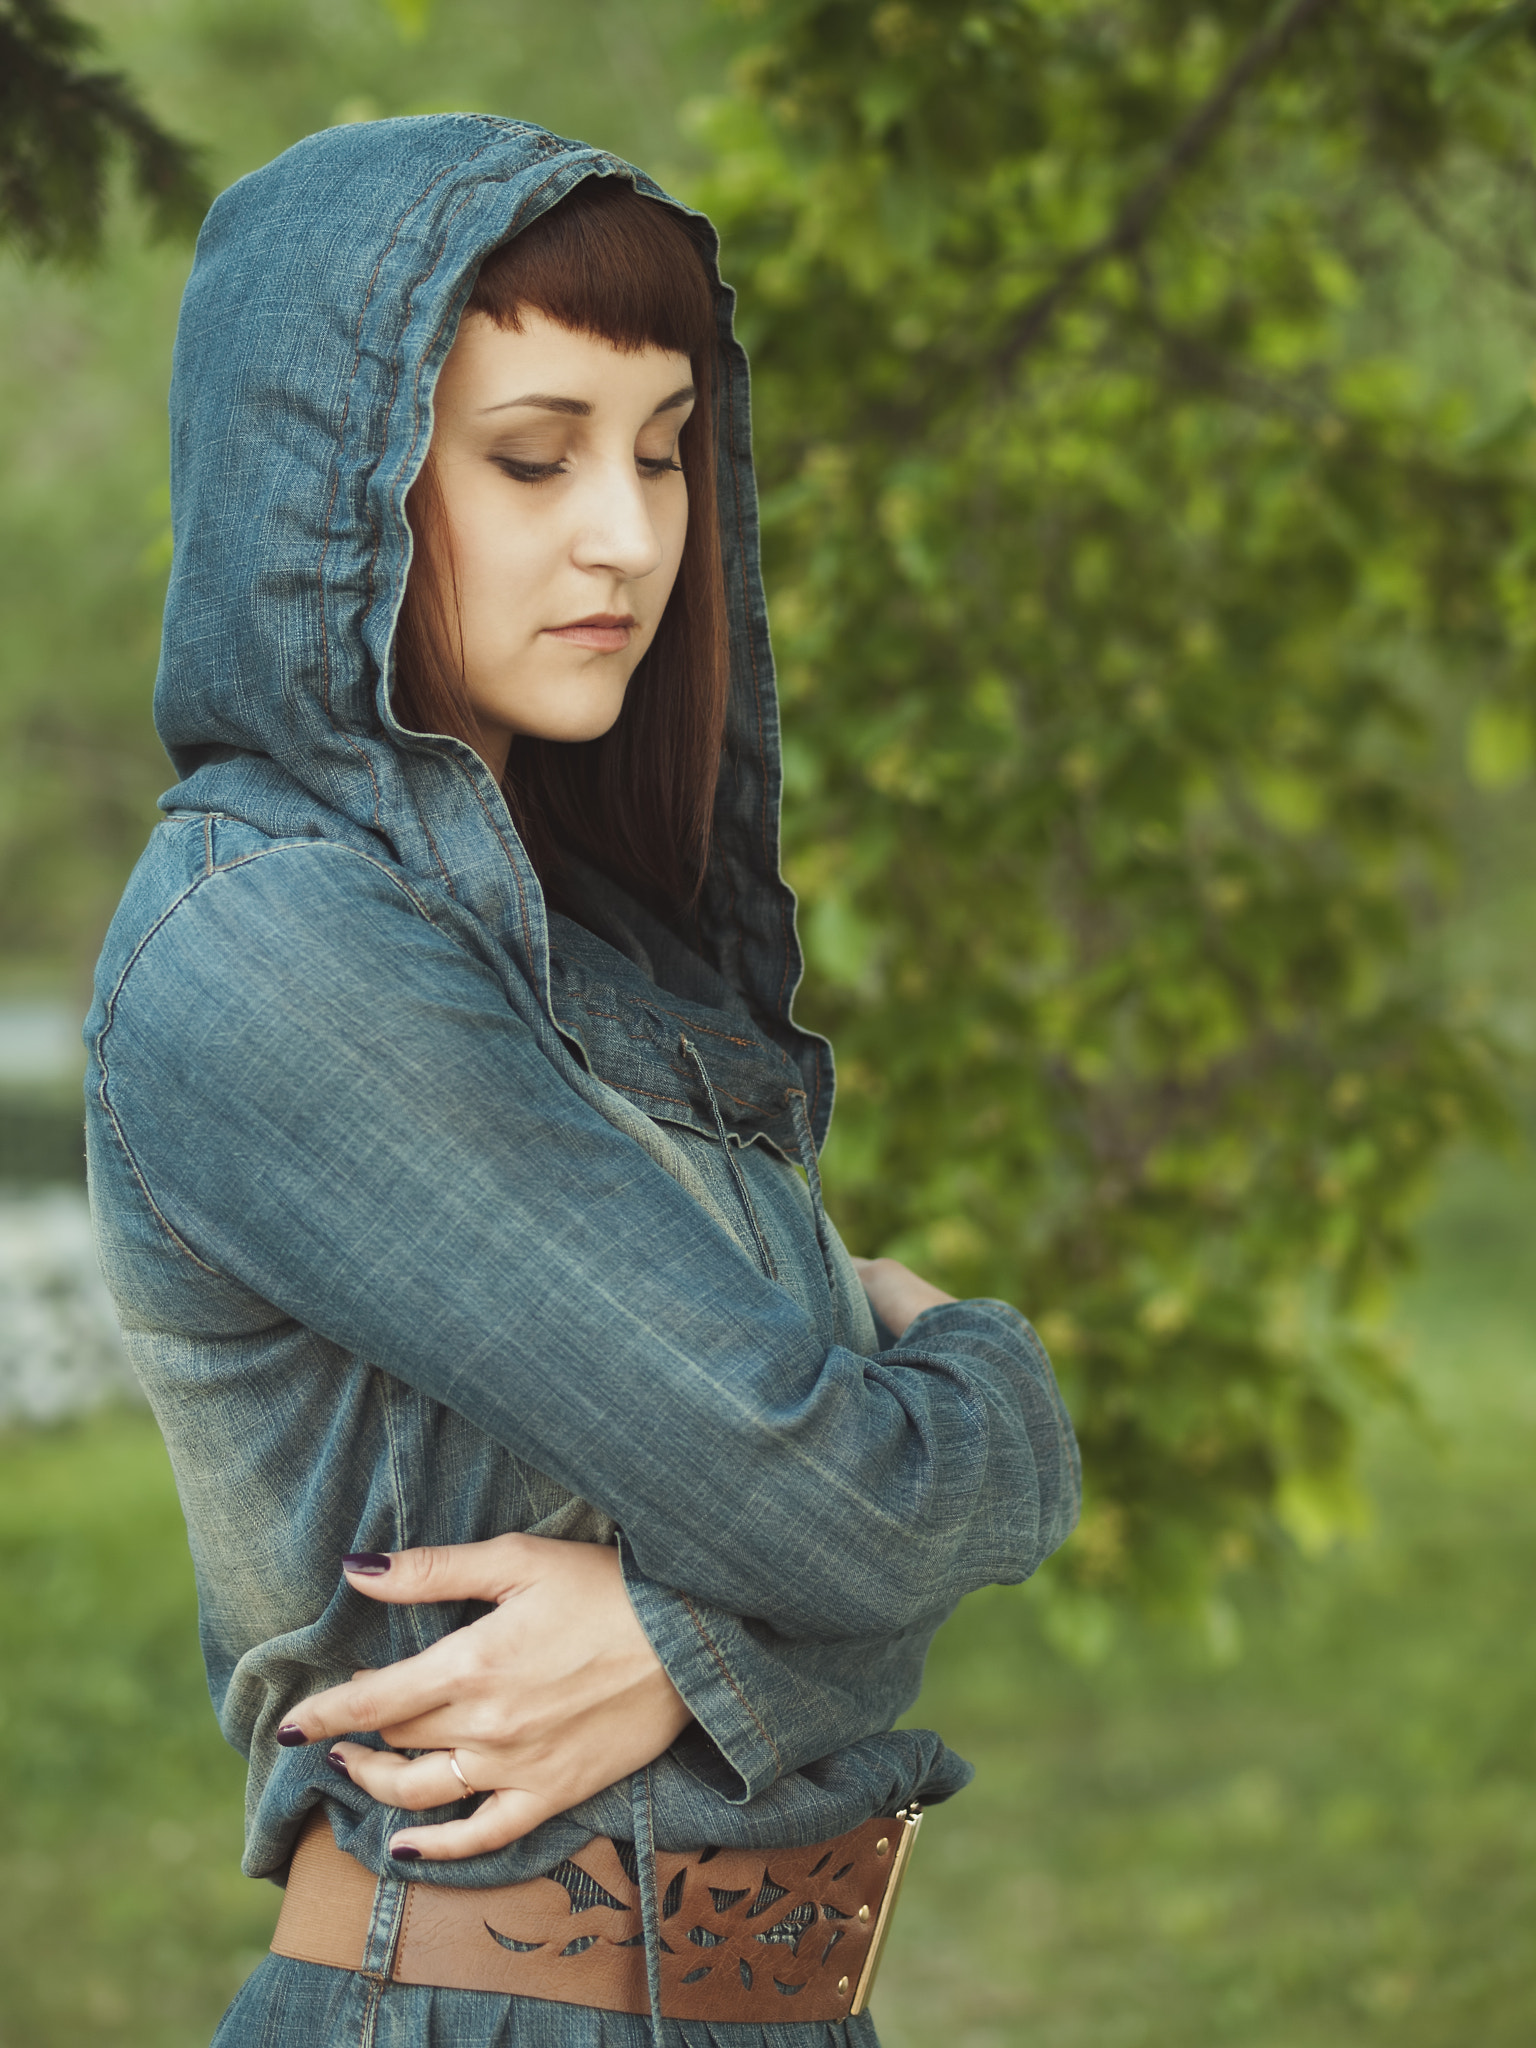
top-left (848, 1800), bottom-right (924, 2015)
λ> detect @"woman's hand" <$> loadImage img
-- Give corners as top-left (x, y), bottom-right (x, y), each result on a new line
top-left (851, 1255), bottom-right (956, 1340)
top-left (274, 1534), bottom-right (692, 1861)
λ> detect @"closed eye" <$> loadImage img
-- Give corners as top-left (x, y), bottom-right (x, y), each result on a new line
top-left (493, 455), bottom-right (681, 483)
top-left (494, 456), bottom-right (566, 483)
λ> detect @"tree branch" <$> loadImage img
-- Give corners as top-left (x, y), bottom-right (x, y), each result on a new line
top-left (1000, 0), bottom-right (1344, 370)
top-left (0, 0), bottom-right (208, 260)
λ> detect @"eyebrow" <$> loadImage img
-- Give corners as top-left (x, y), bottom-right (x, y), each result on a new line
top-left (477, 384), bottom-right (696, 419)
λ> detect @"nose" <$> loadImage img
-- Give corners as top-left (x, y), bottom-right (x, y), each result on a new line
top-left (569, 454), bottom-right (665, 584)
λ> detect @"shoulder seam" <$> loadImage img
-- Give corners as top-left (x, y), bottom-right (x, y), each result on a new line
top-left (94, 873), bottom-right (225, 1275)
top-left (203, 838), bottom-right (445, 926)
top-left (94, 841), bottom-right (448, 1276)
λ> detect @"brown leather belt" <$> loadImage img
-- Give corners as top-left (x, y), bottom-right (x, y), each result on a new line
top-left (271, 1802), bottom-right (922, 2022)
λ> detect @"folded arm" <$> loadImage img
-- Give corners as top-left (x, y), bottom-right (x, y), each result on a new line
top-left (97, 840), bottom-right (1079, 1853)
top-left (96, 841), bottom-right (1079, 1642)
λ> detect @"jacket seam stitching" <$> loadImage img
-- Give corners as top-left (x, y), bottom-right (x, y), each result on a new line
top-left (722, 346), bottom-right (793, 1028)
top-left (95, 843), bottom-right (451, 1276)
top-left (573, 1001), bottom-right (759, 1054)
top-left (567, 1014), bottom-right (780, 1112)
top-left (95, 878), bottom-right (227, 1276)
top-left (606, 1077), bottom-right (779, 1123)
top-left (678, 1593), bottom-right (780, 1777)
top-left (378, 1376), bottom-right (422, 1652)
top-left (202, 841), bottom-right (444, 924)
top-left (717, 352), bottom-right (749, 995)
top-left (413, 800), bottom-right (458, 898)
top-left (607, 1081), bottom-right (698, 1112)
top-left (319, 151), bottom-right (497, 831)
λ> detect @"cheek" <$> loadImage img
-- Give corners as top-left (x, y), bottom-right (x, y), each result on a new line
top-left (448, 489), bottom-right (549, 635)
top-left (657, 494), bottom-right (690, 600)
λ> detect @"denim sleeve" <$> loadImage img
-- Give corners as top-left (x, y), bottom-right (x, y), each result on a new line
top-left (96, 845), bottom-right (1080, 1664)
top-left (621, 1564), bottom-right (954, 1802)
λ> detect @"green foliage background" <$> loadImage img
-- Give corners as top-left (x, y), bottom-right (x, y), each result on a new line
top-left (694, 0), bottom-right (1536, 1631)
top-left (3, 0), bottom-right (1535, 1623)
top-left (2, 3), bottom-right (1535, 2042)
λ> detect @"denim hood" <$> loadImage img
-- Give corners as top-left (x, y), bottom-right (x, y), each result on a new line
top-left (156, 112), bottom-right (832, 1143)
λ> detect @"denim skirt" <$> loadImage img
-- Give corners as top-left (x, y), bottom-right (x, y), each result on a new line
top-left (212, 1954), bottom-right (885, 2046)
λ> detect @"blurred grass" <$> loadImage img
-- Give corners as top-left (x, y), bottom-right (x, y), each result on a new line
top-left (0, 1412), bottom-right (270, 2045)
top-left (1, 1149), bottom-right (1532, 2046)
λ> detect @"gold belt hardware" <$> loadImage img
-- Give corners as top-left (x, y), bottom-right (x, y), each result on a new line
top-left (849, 1799), bottom-right (923, 2014)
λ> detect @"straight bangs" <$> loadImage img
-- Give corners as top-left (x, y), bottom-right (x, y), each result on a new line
top-left (392, 178), bottom-right (728, 917)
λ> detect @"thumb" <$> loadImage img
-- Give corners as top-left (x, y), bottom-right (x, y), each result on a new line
top-left (340, 1534), bottom-right (537, 1606)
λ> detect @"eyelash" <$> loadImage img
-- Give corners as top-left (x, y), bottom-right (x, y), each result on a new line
top-left (495, 456), bottom-right (683, 484)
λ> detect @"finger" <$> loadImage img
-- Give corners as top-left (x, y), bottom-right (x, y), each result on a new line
top-left (389, 1786), bottom-right (567, 1862)
top-left (376, 1710), bottom-right (465, 1750)
top-left (378, 1679), bottom-right (528, 1744)
top-left (275, 1645), bottom-right (455, 1748)
top-left (340, 1534), bottom-right (544, 1608)
top-left (326, 1743), bottom-right (478, 1813)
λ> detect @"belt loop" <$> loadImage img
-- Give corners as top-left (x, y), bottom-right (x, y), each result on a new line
top-left (630, 1766), bottom-right (670, 2048)
top-left (788, 1089), bottom-right (839, 1301)
top-left (680, 1035), bottom-right (778, 1281)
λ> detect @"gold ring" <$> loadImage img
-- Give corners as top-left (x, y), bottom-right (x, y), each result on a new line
top-left (447, 1749), bottom-right (476, 1798)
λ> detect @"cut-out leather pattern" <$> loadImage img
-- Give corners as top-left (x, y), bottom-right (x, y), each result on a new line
top-left (390, 1815), bottom-right (899, 2020)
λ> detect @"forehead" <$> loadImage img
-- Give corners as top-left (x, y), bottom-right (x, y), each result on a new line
top-left (438, 308), bottom-right (692, 416)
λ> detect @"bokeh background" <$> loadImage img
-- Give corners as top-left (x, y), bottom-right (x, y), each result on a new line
top-left (2, 2), bottom-right (1534, 2042)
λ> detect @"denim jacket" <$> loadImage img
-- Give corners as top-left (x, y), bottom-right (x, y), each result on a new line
top-left (84, 116), bottom-right (1080, 1896)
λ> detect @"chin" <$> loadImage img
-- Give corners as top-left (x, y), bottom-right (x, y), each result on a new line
top-left (520, 706), bottom-right (627, 745)
top-left (500, 676), bottom-right (632, 747)
top-left (489, 659), bottom-right (638, 749)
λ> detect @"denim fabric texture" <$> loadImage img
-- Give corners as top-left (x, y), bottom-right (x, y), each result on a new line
top-left (212, 1956), bottom-right (881, 2048)
top-left (84, 116), bottom-right (1081, 2044)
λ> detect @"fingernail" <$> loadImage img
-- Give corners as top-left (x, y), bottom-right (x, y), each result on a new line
top-left (276, 1723), bottom-right (307, 1748)
top-left (342, 1552), bottom-right (392, 1575)
top-left (325, 1751), bottom-right (351, 1779)
top-left (391, 1843), bottom-right (422, 1861)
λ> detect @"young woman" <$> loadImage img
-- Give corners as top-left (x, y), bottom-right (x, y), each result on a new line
top-left (85, 116), bottom-right (1079, 2047)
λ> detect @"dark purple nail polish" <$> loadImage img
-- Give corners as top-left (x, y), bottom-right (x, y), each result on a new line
top-left (276, 1723), bottom-right (307, 1748)
top-left (325, 1751), bottom-right (351, 1779)
top-left (342, 1552), bottom-right (392, 1575)
top-left (391, 1844), bottom-right (422, 1861)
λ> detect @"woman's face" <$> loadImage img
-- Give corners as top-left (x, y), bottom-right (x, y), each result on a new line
top-left (423, 308), bottom-right (694, 777)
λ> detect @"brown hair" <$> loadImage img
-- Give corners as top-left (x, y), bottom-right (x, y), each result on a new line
top-left (393, 178), bottom-right (727, 913)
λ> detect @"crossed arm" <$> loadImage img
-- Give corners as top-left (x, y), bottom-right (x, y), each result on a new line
top-left (96, 842), bottom-right (1079, 1859)
top-left (274, 1259), bottom-right (955, 1861)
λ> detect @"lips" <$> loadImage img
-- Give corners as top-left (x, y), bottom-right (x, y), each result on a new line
top-left (543, 614), bottom-right (635, 653)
